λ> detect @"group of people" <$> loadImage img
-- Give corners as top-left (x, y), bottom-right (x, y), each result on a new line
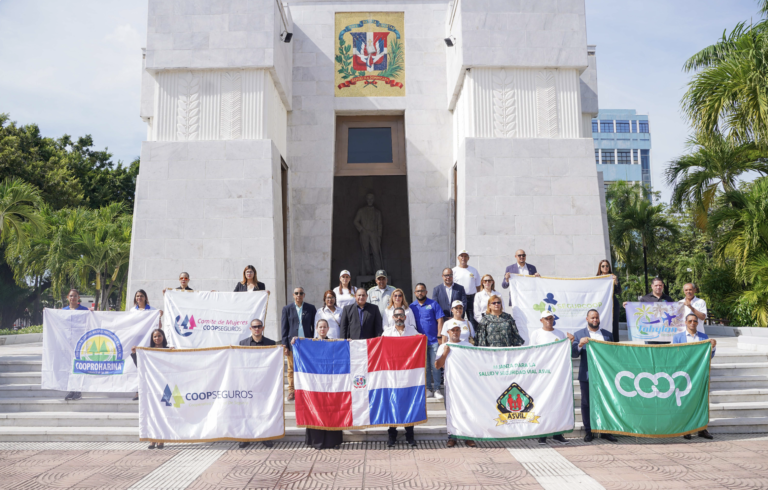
top-left (59, 253), bottom-right (718, 450)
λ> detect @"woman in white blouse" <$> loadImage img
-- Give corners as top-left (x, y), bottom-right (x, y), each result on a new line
top-left (474, 274), bottom-right (501, 324)
top-left (332, 270), bottom-right (357, 310)
top-left (313, 290), bottom-right (341, 339)
top-left (384, 288), bottom-right (417, 330)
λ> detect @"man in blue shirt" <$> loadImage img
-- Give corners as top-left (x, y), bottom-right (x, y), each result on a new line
top-left (410, 283), bottom-right (445, 398)
top-left (62, 289), bottom-right (88, 401)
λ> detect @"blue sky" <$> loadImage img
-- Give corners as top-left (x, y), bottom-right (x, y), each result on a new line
top-left (0, 0), bottom-right (763, 203)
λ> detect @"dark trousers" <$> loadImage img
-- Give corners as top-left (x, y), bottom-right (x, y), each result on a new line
top-left (466, 294), bottom-right (477, 330)
top-left (388, 426), bottom-right (414, 441)
top-left (579, 381), bottom-right (591, 433)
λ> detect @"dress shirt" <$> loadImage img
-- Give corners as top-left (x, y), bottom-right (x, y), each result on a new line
top-left (588, 329), bottom-right (603, 340)
top-left (248, 336), bottom-right (270, 346)
top-left (452, 266), bottom-right (481, 293)
top-left (518, 264), bottom-right (530, 276)
top-left (357, 306), bottom-right (365, 328)
top-left (382, 325), bottom-right (420, 337)
top-left (314, 306), bottom-right (341, 339)
top-left (445, 285), bottom-right (453, 301)
top-left (473, 290), bottom-right (500, 323)
top-left (295, 303), bottom-right (305, 338)
top-left (384, 306), bottom-right (417, 330)
top-left (680, 296), bottom-right (708, 333)
top-left (685, 331), bottom-right (704, 342)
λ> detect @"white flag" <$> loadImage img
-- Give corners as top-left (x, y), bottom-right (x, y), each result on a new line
top-left (42, 308), bottom-right (161, 392)
top-left (509, 275), bottom-right (613, 339)
top-left (445, 340), bottom-right (574, 440)
top-left (138, 346), bottom-right (284, 443)
top-left (163, 291), bottom-right (268, 348)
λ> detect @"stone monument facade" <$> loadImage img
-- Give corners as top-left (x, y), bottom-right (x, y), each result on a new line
top-left (128, 0), bottom-right (609, 341)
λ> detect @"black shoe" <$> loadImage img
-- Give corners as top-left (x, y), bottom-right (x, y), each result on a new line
top-left (387, 438), bottom-right (395, 447)
top-left (71, 392), bottom-right (82, 400)
top-left (407, 438), bottom-right (417, 447)
top-left (698, 430), bottom-right (713, 440)
top-left (148, 442), bottom-right (156, 449)
top-left (263, 440), bottom-right (274, 447)
top-left (584, 432), bottom-right (594, 442)
top-left (238, 442), bottom-right (251, 449)
top-left (684, 434), bottom-right (692, 440)
top-left (65, 392), bottom-right (74, 401)
top-left (538, 437), bottom-right (547, 445)
top-left (600, 434), bottom-right (617, 442)
top-left (553, 435), bottom-right (568, 444)
top-left (132, 393), bottom-right (139, 401)
top-left (157, 443), bottom-right (164, 449)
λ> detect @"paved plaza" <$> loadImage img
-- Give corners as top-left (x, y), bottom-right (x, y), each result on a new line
top-left (1, 435), bottom-right (768, 490)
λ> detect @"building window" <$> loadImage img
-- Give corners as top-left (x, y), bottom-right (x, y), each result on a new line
top-left (639, 121), bottom-right (649, 133)
top-left (631, 121), bottom-right (638, 133)
top-left (632, 149), bottom-right (639, 164)
top-left (600, 120), bottom-right (614, 133)
top-left (595, 149), bottom-right (600, 164)
top-left (602, 150), bottom-right (615, 164)
top-left (641, 149), bottom-right (650, 170)
top-left (617, 150), bottom-right (631, 164)
top-left (616, 121), bottom-right (630, 133)
top-left (592, 120), bottom-right (598, 132)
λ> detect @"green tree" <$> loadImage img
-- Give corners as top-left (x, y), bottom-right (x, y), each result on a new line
top-left (0, 178), bottom-right (43, 248)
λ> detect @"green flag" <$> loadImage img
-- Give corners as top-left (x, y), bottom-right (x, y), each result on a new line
top-left (586, 340), bottom-right (711, 437)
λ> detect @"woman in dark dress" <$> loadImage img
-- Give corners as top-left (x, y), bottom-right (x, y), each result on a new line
top-left (294, 320), bottom-right (343, 450)
top-left (597, 260), bottom-right (621, 342)
top-left (131, 329), bottom-right (172, 449)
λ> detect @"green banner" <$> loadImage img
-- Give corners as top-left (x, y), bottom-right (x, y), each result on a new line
top-left (586, 340), bottom-right (711, 437)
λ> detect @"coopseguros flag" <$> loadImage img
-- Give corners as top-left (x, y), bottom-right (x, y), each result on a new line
top-left (445, 339), bottom-right (574, 440)
top-left (138, 345), bottom-right (284, 443)
top-left (163, 291), bottom-right (268, 348)
top-left (42, 308), bottom-right (160, 392)
top-left (293, 336), bottom-right (427, 429)
top-left (509, 275), bottom-right (613, 341)
top-left (587, 340), bottom-right (712, 437)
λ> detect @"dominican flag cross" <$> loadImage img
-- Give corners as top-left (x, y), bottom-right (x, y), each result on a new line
top-left (351, 32), bottom-right (389, 72)
top-left (293, 336), bottom-right (427, 429)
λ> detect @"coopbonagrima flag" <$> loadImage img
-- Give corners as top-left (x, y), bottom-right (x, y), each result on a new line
top-left (163, 291), bottom-right (268, 348)
top-left (138, 346), bottom-right (284, 443)
top-left (587, 340), bottom-right (712, 437)
top-left (508, 275), bottom-right (614, 342)
top-left (42, 309), bottom-right (160, 392)
top-left (445, 339), bottom-right (574, 441)
top-left (293, 336), bottom-right (427, 429)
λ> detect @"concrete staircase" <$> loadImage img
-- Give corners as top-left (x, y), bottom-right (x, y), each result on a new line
top-left (1, 342), bottom-right (767, 442)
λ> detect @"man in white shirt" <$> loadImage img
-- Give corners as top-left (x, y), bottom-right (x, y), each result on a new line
top-left (673, 314), bottom-right (716, 440)
top-left (680, 283), bottom-right (707, 333)
top-left (452, 250), bottom-right (481, 329)
top-left (435, 323), bottom-right (475, 448)
top-left (382, 308), bottom-right (419, 447)
top-left (530, 310), bottom-right (573, 445)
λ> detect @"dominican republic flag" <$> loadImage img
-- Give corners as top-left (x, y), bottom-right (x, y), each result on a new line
top-left (293, 336), bottom-right (427, 429)
top-left (351, 32), bottom-right (389, 72)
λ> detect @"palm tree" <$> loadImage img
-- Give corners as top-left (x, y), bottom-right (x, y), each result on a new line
top-left (681, 7), bottom-right (768, 146)
top-left (738, 255), bottom-right (768, 327)
top-left (612, 196), bottom-right (680, 294)
top-left (0, 178), bottom-right (43, 248)
top-left (605, 181), bottom-right (646, 280)
top-left (665, 134), bottom-right (768, 229)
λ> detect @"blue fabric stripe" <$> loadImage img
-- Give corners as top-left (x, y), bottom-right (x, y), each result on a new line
top-left (368, 386), bottom-right (426, 425)
top-left (293, 339), bottom-right (350, 375)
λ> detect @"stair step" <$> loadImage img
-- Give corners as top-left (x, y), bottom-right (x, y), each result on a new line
top-left (0, 412), bottom-right (138, 427)
top-left (0, 385), bottom-right (134, 398)
top-left (0, 361), bottom-right (42, 373)
top-left (0, 373), bottom-right (42, 385)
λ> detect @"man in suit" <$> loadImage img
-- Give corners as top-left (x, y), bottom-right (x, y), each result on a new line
top-left (281, 287), bottom-right (316, 402)
top-left (238, 318), bottom-right (276, 448)
top-left (572, 309), bottom-right (618, 443)
top-left (340, 288), bottom-right (383, 339)
top-left (673, 313), bottom-right (716, 441)
top-left (432, 268), bottom-right (467, 319)
top-left (501, 249), bottom-right (541, 306)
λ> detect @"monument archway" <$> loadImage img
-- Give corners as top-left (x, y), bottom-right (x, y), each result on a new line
top-left (331, 116), bottom-right (413, 298)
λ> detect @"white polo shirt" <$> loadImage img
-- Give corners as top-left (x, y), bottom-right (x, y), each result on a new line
top-left (680, 296), bottom-right (707, 334)
top-left (452, 265), bottom-right (481, 294)
top-left (529, 328), bottom-right (566, 346)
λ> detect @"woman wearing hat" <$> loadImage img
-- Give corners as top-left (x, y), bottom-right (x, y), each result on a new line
top-left (333, 270), bottom-right (357, 310)
top-left (440, 300), bottom-right (475, 345)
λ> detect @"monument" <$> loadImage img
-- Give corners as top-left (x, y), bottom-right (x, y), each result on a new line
top-left (354, 193), bottom-right (384, 276)
top-left (127, 0), bottom-right (609, 341)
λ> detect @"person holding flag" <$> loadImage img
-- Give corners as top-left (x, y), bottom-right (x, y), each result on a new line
top-left (435, 323), bottom-right (475, 448)
top-left (382, 307), bottom-right (420, 447)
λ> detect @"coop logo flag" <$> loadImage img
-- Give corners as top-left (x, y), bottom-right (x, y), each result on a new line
top-left (293, 336), bottom-right (427, 429)
top-left (509, 275), bottom-right (613, 342)
top-left (163, 291), bottom-right (268, 348)
top-left (625, 302), bottom-right (685, 342)
top-left (138, 346), bottom-right (284, 443)
top-left (42, 308), bottom-right (160, 392)
top-left (586, 340), bottom-right (711, 437)
top-left (444, 340), bottom-right (574, 441)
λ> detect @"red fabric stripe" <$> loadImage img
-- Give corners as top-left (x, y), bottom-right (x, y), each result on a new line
top-left (294, 390), bottom-right (353, 428)
top-left (367, 335), bottom-right (426, 373)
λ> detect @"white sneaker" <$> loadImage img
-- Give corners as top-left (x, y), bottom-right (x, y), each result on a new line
top-left (426, 390), bottom-right (434, 398)
top-left (434, 390), bottom-right (444, 400)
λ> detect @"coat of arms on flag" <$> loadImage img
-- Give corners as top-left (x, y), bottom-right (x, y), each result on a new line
top-left (292, 336), bottom-right (427, 429)
top-left (335, 12), bottom-right (405, 97)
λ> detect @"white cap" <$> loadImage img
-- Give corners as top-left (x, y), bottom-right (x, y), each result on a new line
top-left (451, 300), bottom-right (464, 309)
top-left (340, 270), bottom-right (351, 277)
top-left (540, 310), bottom-right (554, 319)
top-left (457, 249), bottom-right (469, 257)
